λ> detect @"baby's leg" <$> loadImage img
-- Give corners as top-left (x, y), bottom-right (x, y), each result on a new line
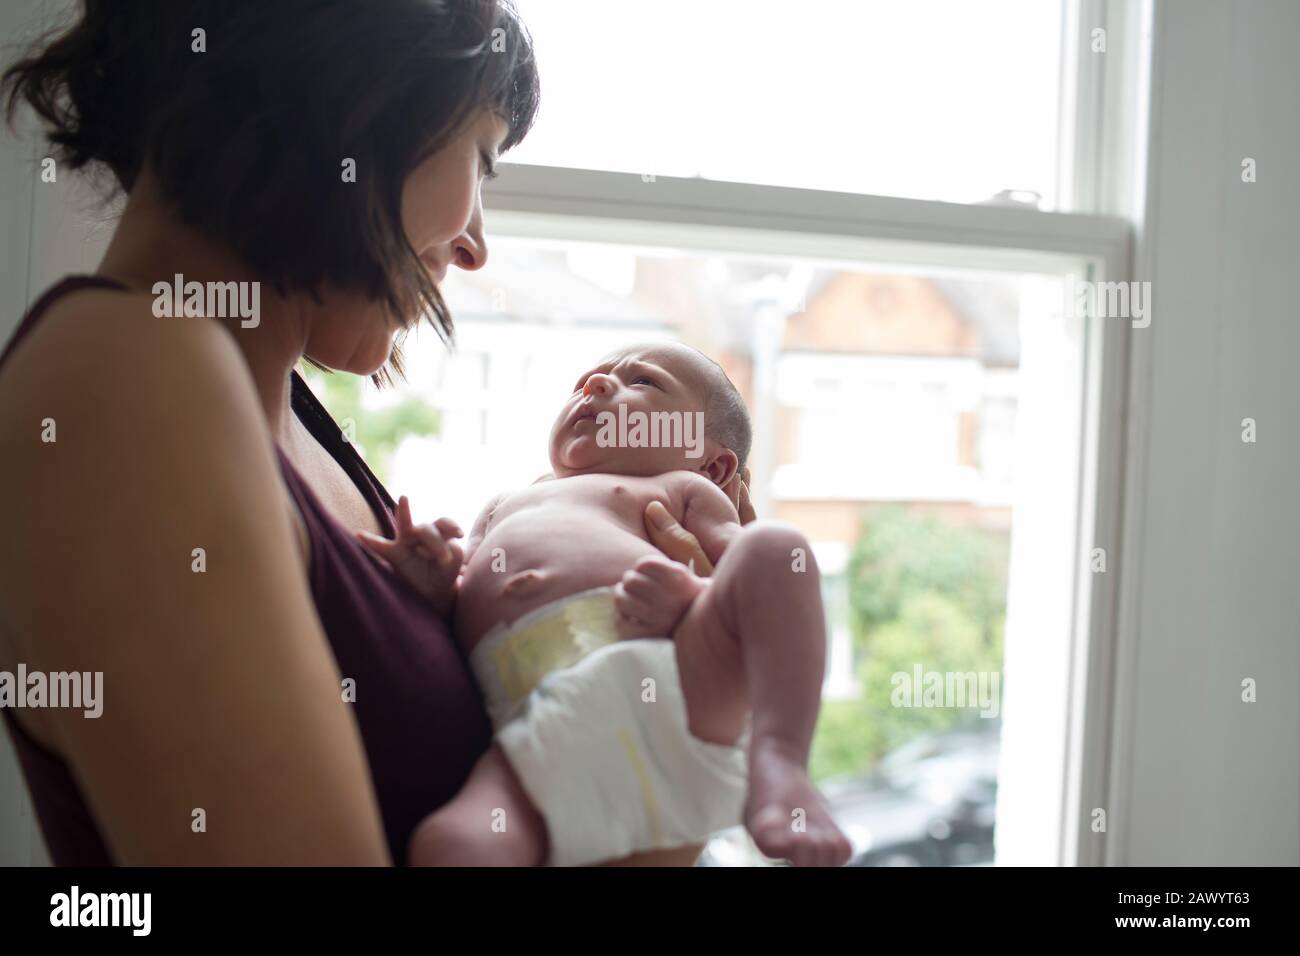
top-left (407, 742), bottom-right (549, 866)
top-left (673, 522), bottom-right (851, 867)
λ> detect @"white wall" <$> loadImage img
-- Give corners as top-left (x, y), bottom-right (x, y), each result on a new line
top-left (0, 0), bottom-right (55, 867)
top-left (1111, 0), bottom-right (1300, 864)
top-left (1, 0), bottom-right (110, 866)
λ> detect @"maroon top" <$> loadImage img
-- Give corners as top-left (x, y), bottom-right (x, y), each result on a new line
top-left (0, 275), bottom-right (491, 865)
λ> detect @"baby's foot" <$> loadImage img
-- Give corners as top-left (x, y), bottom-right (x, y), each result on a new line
top-left (745, 742), bottom-right (852, 867)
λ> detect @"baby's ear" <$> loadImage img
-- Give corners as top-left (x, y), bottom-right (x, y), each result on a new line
top-left (697, 447), bottom-right (738, 488)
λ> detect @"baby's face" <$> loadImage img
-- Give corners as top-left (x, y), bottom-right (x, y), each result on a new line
top-left (549, 342), bottom-right (731, 483)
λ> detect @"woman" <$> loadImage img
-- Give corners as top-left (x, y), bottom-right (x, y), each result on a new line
top-left (0, 0), bottom-right (747, 865)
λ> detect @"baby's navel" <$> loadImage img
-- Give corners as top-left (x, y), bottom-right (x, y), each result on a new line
top-left (501, 569), bottom-right (546, 597)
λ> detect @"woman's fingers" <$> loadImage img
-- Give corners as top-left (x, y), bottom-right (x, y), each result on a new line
top-left (721, 471), bottom-right (742, 512)
top-left (722, 466), bottom-right (756, 525)
top-left (643, 500), bottom-right (714, 577)
top-left (736, 478), bottom-right (756, 525)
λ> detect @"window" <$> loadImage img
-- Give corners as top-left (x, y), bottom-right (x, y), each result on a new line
top-left (319, 0), bottom-right (1142, 868)
top-left (508, 0), bottom-right (1069, 207)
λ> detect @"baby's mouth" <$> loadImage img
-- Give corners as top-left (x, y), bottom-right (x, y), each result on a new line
top-left (571, 402), bottom-right (603, 428)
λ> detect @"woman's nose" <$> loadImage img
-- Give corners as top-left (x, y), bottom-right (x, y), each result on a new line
top-left (451, 231), bottom-right (487, 272)
top-left (451, 207), bottom-right (489, 272)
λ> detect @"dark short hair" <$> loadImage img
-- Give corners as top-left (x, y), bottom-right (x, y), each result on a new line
top-left (3, 0), bottom-right (540, 381)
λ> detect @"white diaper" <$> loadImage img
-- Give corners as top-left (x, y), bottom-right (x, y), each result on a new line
top-left (468, 587), bottom-right (749, 867)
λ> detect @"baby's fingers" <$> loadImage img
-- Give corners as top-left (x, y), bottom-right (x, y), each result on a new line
top-left (409, 523), bottom-right (454, 569)
top-left (612, 586), bottom-right (658, 638)
top-left (619, 570), bottom-right (665, 604)
top-left (444, 538), bottom-right (465, 572)
top-left (631, 556), bottom-right (706, 602)
top-left (395, 496), bottom-right (416, 537)
top-left (634, 554), bottom-right (696, 584)
top-left (433, 516), bottom-right (464, 540)
top-left (356, 529), bottom-right (401, 561)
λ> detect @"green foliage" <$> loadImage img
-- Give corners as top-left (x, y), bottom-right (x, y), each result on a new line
top-left (810, 697), bottom-right (882, 783)
top-left (300, 366), bottom-right (440, 484)
top-left (810, 507), bottom-right (1008, 783)
top-left (846, 506), bottom-right (1008, 650)
top-left (858, 591), bottom-right (1003, 759)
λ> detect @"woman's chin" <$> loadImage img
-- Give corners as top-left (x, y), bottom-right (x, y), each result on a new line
top-left (306, 337), bottom-right (396, 378)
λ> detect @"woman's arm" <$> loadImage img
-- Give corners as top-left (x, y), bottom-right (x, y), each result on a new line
top-left (0, 292), bottom-right (390, 864)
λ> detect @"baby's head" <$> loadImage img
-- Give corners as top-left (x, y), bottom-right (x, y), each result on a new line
top-left (549, 341), bottom-right (751, 490)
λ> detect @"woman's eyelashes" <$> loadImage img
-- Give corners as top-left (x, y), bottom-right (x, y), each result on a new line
top-left (480, 150), bottom-right (499, 180)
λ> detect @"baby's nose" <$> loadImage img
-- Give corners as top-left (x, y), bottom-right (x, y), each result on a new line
top-left (584, 374), bottom-right (614, 396)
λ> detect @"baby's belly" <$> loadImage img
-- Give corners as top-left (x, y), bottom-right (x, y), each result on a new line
top-left (454, 512), bottom-right (658, 651)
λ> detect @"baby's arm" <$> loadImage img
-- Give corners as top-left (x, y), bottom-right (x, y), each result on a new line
top-left (614, 475), bottom-right (742, 638)
top-left (676, 472), bottom-right (744, 568)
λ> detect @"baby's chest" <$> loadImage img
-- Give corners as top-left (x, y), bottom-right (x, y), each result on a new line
top-left (566, 475), bottom-right (679, 518)
top-left (499, 476), bottom-right (679, 531)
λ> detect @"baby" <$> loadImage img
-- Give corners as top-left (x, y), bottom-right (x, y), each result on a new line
top-left (361, 341), bottom-right (851, 867)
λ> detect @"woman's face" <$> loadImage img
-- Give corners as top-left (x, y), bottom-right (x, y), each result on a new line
top-left (302, 109), bottom-right (509, 375)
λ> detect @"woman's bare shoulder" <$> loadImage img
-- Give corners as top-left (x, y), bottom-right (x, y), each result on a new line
top-left (3, 283), bottom-right (252, 403)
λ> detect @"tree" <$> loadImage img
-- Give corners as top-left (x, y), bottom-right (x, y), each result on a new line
top-left (810, 506), bottom-right (1008, 782)
top-left (299, 366), bottom-right (441, 484)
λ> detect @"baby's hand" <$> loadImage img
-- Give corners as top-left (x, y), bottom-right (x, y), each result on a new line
top-left (614, 555), bottom-right (706, 639)
top-left (358, 496), bottom-right (464, 615)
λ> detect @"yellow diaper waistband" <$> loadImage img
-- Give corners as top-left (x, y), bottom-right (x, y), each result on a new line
top-left (468, 587), bottom-right (621, 728)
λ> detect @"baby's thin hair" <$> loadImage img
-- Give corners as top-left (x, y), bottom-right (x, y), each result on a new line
top-left (701, 356), bottom-right (752, 475)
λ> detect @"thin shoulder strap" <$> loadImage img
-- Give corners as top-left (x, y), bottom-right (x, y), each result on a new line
top-left (290, 370), bottom-right (398, 535)
top-left (3, 274), bottom-right (398, 536)
top-left (0, 275), bottom-right (129, 372)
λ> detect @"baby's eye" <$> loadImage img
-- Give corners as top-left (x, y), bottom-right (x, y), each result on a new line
top-left (632, 376), bottom-right (658, 388)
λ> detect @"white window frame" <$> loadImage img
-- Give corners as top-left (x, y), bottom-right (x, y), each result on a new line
top-left (479, 0), bottom-right (1152, 867)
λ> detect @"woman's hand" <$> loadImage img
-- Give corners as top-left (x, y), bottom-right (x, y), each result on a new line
top-left (641, 467), bottom-right (755, 577)
top-left (723, 466), bottom-right (756, 525)
top-left (621, 469), bottom-right (756, 639)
